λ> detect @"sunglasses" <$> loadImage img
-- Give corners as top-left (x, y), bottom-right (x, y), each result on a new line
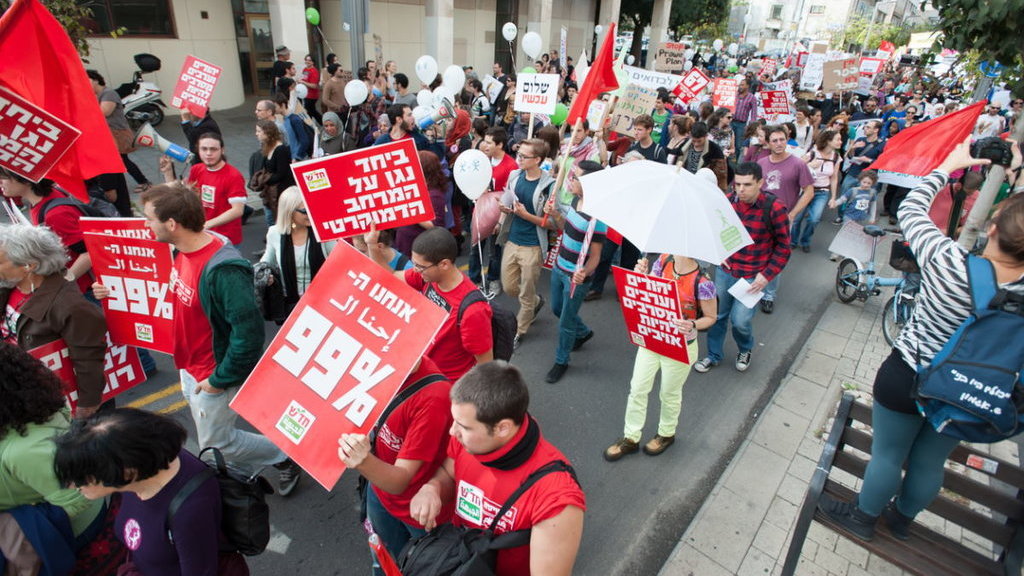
top-left (296, 208), bottom-right (308, 215)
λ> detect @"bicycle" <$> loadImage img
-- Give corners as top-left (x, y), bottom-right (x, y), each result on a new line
top-left (833, 224), bottom-right (918, 346)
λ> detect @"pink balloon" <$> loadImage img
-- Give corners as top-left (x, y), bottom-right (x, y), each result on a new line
top-left (471, 191), bottom-right (503, 246)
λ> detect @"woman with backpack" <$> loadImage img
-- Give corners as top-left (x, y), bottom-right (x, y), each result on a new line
top-left (819, 139), bottom-right (1024, 542)
top-left (791, 129), bottom-right (841, 253)
top-left (55, 408), bottom-right (248, 576)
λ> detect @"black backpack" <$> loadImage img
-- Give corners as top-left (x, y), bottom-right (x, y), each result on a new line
top-left (37, 195), bottom-right (111, 222)
top-left (397, 461), bottom-right (577, 576)
top-left (167, 447), bottom-right (274, 556)
top-left (458, 290), bottom-right (517, 361)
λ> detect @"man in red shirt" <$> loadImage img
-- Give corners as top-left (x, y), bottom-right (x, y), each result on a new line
top-left (158, 133), bottom-right (247, 245)
top-left (369, 227), bottom-right (493, 381)
top-left (409, 362), bottom-right (585, 575)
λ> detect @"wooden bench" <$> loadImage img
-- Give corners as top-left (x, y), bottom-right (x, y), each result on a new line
top-left (781, 393), bottom-right (1024, 576)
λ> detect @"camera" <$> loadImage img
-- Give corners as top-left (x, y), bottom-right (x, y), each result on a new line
top-left (971, 137), bottom-right (1014, 167)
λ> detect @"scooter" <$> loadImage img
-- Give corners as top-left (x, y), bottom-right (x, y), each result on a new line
top-left (116, 53), bottom-right (166, 130)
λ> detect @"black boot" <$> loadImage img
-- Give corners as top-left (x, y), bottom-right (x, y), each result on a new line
top-left (882, 500), bottom-right (913, 541)
top-left (818, 495), bottom-right (878, 541)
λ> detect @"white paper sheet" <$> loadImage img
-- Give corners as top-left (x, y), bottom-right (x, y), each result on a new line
top-left (728, 277), bottom-right (765, 309)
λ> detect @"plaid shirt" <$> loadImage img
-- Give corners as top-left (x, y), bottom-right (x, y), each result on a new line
top-left (734, 91), bottom-right (759, 124)
top-left (723, 192), bottom-right (791, 281)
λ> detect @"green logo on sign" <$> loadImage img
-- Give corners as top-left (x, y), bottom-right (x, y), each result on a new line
top-left (718, 210), bottom-right (742, 251)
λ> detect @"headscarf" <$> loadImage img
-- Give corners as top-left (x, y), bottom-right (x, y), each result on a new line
top-left (445, 109), bottom-right (471, 152)
top-left (321, 112), bottom-right (342, 141)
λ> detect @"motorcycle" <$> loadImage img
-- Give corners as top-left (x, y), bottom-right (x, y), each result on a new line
top-left (116, 53), bottom-right (166, 131)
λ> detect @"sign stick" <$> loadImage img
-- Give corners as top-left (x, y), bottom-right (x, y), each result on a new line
top-left (539, 115), bottom-right (584, 228)
top-left (528, 112), bottom-right (535, 139)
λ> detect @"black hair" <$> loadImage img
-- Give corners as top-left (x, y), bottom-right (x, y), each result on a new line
top-left (0, 343), bottom-right (67, 440)
top-left (394, 73), bottom-right (409, 90)
top-left (690, 122), bottom-right (709, 139)
top-left (277, 77), bottom-right (295, 93)
top-left (451, 361), bottom-right (530, 428)
top-left (196, 132), bottom-right (224, 147)
top-left (484, 126), bottom-right (509, 147)
top-left (469, 78), bottom-right (483, 92)
top-left (411, 227), bottom-right (458, 264)
top-left (85, 69), bottom-right (105, 86)
top-left (578, 160), bottom-right (604, 176)
top-left (0, 169), bottom-right (56, 197)
top-left (386, 103), bottom-right (410, 126)
top-left (327, 63), bottom-right (341, 76)
top-left (326, 53), bottom-right (337, 64)
top-left (735, 161), bottom-right (764, 180)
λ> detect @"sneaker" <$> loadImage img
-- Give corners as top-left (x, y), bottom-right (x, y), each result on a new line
top-left (693, 357), bottom-right (719, 373)
top-left (801, 245), bottom-right (811, 253)
top-left (276, 459), bottom-right (302, 496)
top-left (487, 280), bottom-right (502, 297)
top-left (735, 351), bottom-right (752, 372)
top-left (643, 435), bottom-right (675, 456)
top-left (513, 334), bottom-right (522, 350)
top-left (882, 501), bottom-right (912, 541)
top-left (832, 215), bottom-right (843, 224)
top-left (818, 495), bottom-right (878, 541)
top-left (829, 253), bottom-right (840, 262)
top-left (583, 291), bottom-right (602, 302)
top-left (533, 295), bottom-right (545, 320)
top-left (603, 438), bottom-right (639, 462)
top-left (545, 363), bottom-right (568, 383)
top-left (760, 299), bottom-right (774, 314)
top-left (572, 331), bottom-right (594, 351)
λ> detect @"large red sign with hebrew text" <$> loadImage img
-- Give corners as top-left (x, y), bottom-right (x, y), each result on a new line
top-left (0, 85), bottom-right (81, 183)
top-left (170, 55), bottom-right (222, 118)
top-left (612, 266), bottom-right (689, 364)
top-left (29, 335), bottom-right (146, 411)
top-left (231, 243), bottom-right (447, 489)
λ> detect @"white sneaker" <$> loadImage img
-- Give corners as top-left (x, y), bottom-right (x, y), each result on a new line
top-left (736, 352), bottom-right (752, 372)
top-left (693, 357), bottom-right (719, 373)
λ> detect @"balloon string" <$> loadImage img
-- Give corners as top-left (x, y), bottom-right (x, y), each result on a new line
top-left (316, 26), bottom-right (335, 54)
top-left (473, 205), bottom-right (492, 300)
top-left (509, 41), bottom-right (517, 71)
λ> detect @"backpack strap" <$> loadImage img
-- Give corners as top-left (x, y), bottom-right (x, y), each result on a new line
top-left (761, 192), bottom-right (778, 240)
top-left (457, 289), bottom-right (490, 326)
top-left (166, 457), bottom-right (218, 545)
top-left (966, 254), bottom-right (998, 313)
top-left (367, 373), bottom-right (447, 452)
top-left (37, 196), bottom-right (83, 224)
top-left (485, 460), bottom-right (579, 550)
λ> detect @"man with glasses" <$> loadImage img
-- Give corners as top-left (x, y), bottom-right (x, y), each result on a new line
top-left (851, 97), bottom-right (881, 122)
top-left (974, 104), bottom-right (1006, 139)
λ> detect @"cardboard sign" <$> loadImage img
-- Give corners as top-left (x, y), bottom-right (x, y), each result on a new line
top-left (373, 34), bottom-right (384, 67)
top-left (655, 42), bottom-right (687, 73)
top-left (712, 78), bottom-right (738, 111)
top-left (622, 66), bottom-right (683, 92)
top-left (822, 58), bottom-right (858, 91)
top-left (290, 138), bottom-right (434, 242)
top-left (230, 243), bottom-right (447, 489)
top-left (760, 58), bottom-right (778, 78)
top-left (29, 335), bottom-right (146, 411)
top-left (514, 73), bottom-right (560, 115)
top-left (611, 84), bottom-right (659, 136)
top-left (855, 75), bottom-right (875, 96)
top-left (0, 85), bottom-right (81, 183)
top-left (586, 99), bottom-right (606, 129)
top-left (79, 217), bottom-right (154, 239)
top-left (170, 56), bottom-right (222, 118)
top-left (612, 266), bottom-right (689, 364)
top-left (84, 232), bottom-right (175, 354)
top-left (559, 27), bottom-right (568, 70)
top-left (860, 58), bottom-right (884, 76)
top-left (672, 68), bottom-right (711, 103)
top-left (482, 75), bottom-right (504, 103)
top-left (542, 232), bottom-right (563, 270)
top-left (800, 53), bottom-right (827, 92)
top-left (827, 220), bottom-right (876, 263)
top-left (759, 90), bottom-right (791, 122)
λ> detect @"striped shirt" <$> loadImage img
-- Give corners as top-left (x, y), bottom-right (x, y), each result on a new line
top-left (722, 192), bottom-right (791, 281)
top-left (734, 92), bottom-right (759, 124)
top-left (556, 208), bottom-right (607, 276)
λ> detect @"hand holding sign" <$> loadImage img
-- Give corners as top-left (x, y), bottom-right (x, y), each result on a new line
top-left (171, 56), bottom-right (222, 118)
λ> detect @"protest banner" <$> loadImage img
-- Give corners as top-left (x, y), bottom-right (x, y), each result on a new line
top-left (654, 42), bottom-right (687, 73)
top-left (290, 138), bottom-right (433, 242)
top-left (482, 75), bottom-right (503, 103)
top-left (612, 266), bottom-right (689, 364)
top-left (855, 75), bottom-right (875, 96)
top-left (29, 334), bottom-right (145, 411)
top-left (760, 58), bottom-right (778, 78)
top-left (170, 56), bottom-right (222, 118)
top-left (672, 68), bottom-right (711, 104)
top-left (586, 99), bottom-right (606, 129)
top-left (800, 53), bottom-right (827, 92)
top-left (758, 90), bottom-right (792, 123)
top-left (373, 34), bottom-right (384, 67)
top-left (514, 73), bottom-right (560, 115)
top-left (0, 85), bottom-right (81, 183)
top-left (559, 27), bottom-right (568, 70)
top-left (84, 231), bottom-right (174, 354)
top-left (610, 83), bottom-right (659, 136)
top-left (230, 242), bottom-right (447, 489)
top-left (712, 78), bottom-right (738, 111)
top-left (622, 65), bottom-right (683, 92)
top-left (859, 58), bottom-right (884, 76)
top-left (822, 58), bottom-right (858, 91)
top-left (79, 217), bottom-right (154, 239)
top-left (542, 232), bottom-right (562, 270)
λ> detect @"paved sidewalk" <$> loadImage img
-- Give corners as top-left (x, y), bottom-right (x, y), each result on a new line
top-left (658, 279), bottom-right (1020, 576)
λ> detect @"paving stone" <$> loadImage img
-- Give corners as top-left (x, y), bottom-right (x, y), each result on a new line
top-left (774, 376), bottom-right (829, 417)
top-left (791, 351), bottom-right (839, 387)
top-left (805, 329), bottom-right (849, 359)
top-left (867, 553), bottom-right (907, 576)
top-left (686, 487), bottom-right (764, 573)
top-left (777, 472), bottom-right (809, 506)
top-left (797, 435), bottom-right (824, 460)
top-left (812, 545), bottom-right (850, 575)
top-left (659, 543), bottom-right (735, 576)
top-left (752, 520), bottom-right (789, 559)
top-left (815, 303), bottom-right (863, 336)
top-left (806, 522), bottom-right (839, 550)
top-left (724, 443), bottom-right (791, 510)
top-left (752, 404), bottom-right (812, 460)
top-left (764, 495), bottom-right (799, 533)
top-left (788, 454), bottom-right (817, 483)
top-left (738, 546), bottom-right (777, 576)
top-left (833, 535), bottom-right (870, 569)
top-left (790, 556), bottom-right (832, 576)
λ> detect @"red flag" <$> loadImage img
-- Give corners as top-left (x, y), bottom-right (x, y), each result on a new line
top-left (567, 22), bottom-right (619, 125)
top-left (0, 0), bottom-right (124, 200)
top-left (878, 41), bottom-right (896, 54)
top-left (867, 101), bottom-right (985, 178)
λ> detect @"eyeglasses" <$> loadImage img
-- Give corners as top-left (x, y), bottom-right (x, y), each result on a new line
top-left (517, 154), bottom-right (537, 160)
top-left (412, 261), bottom-right (440, 273)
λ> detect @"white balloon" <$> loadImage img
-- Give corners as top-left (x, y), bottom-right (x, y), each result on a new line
top-left (713, 39), bottom-right (724, 51)
top-left (683, 61), bottom-right (693, 71)
top-left (522, 31), bottom-right (543, 59)
top-left (684, 48), bottom-right (695, 60)
top-left (417, 89), bottom-right (433, 108)
top-left (502, 22), bottom-right (518, 42)
top-left (294, 84), bottom-right (308, 99)
top-left (432, 86), bottom-right (455, 108)
top-left (415, 55), bottom-right (439, 85)
top-left (453, 149), bottom-right (493, 201)
top-left (626, 55), bottom-right (635, 65)
top-left (728, 42), bottom-right (739, 56)
top-left (342, 22), bottom-right (351, 32)
top-left (344, 80), bottom-right (368, 106)
top-left (412, 105), bottom-right (431, 123)
top-left (594, 24), bottom-right (603, 35)
top-left (442, 65), bottom-right (465, 92)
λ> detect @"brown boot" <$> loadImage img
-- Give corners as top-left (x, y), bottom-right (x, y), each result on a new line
top-left (603, 438), bottom-right (639, 462)
top-left (642, 435), bottom-right (675, 456)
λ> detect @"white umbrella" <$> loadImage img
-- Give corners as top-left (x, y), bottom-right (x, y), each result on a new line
top-left (580, 160), bottom-right (753, 264)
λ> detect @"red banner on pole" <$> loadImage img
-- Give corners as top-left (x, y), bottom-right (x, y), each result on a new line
top-left (760, 58), bottom-right (778, 77)
top-left (712, 78), bottom-right (738, 111)
top-left (84, 231), bottom-right (175, 354)
top-left (79, 217), bottom-right (154, 239)
top-left (612, 266), bottom-right (689, 364)
top-left (29, 334), bottom-right (146, 411)
top-left (542, 232), bottom-right (562, 270)
top-left (0, 85), bottom-right (81, 183)
top-left (672, 69), bottom-right (711, 103)
top-left (758, 90), bottom-right (792, 121)
top-left (230, 242), bottom-right (447, 490)
top-left (170, 55), bottom-right (222, 118)
top-left (290, 138), bottom-right (435, 242)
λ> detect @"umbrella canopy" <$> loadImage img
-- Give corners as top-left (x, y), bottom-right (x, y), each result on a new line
top-left (580, 160), bottom-right (752, 264)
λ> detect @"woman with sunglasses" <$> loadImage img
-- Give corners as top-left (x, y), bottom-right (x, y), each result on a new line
top-left (261, 186), bottom-right (335, 316)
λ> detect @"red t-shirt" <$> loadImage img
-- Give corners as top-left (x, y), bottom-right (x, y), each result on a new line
top-left (404, 270), bottom-right (492, 382)
top-left (301, 66), bottom-right (321, 99)
top-left (372, 357), bottom-right (455, 527)
top-left (491, 153), bottom-right (519, 193)
top-left (188, 163), bottom-right (247, 245)
top-left (29, 197), bottom-right (92, 293)
top-left (449, 420), bottom-right (586, 575)
top-left (171, 236), bottom-right (222, 381)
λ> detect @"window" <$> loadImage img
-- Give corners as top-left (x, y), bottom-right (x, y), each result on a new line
top-left (770, 4), bottom-right (784, 19)
top-left (81, 0), bottom-right (176, 37)
top-left (809, 5), bottom-right (826, 14)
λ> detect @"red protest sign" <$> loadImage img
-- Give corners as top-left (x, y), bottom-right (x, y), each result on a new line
top-left (612, 266), bottom-right (689, 364)
top-left (712, 78), bottom-right (738, 111)
top-left (761, 58), bottom-right (778, 77)
top-left (290, 138), bottom-right (435, 242)
top-left (0, 85), bottom-right (81, 183)
top-left (759, 90), bottom-right (791, 120)
top-left (79, 217), bottom-right (155, 239)
top-left (230, 242), bottom-right (447, 489)
top-left (170, 55), bottom-right (222, 118)
top-left (859, 58), bottom-right (884, 77)
top-left (672, 68), bottom-right (711, 103)
top-left (29, 335), bottom-right (146, 411)
top-left (542, 232), bottom-right (562, 270)
top-left (84, 232), bottom-right (175, 354)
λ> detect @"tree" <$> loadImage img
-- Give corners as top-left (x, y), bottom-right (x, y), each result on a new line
top-left (619, 0), bottom-right (654, 62)
top-left (619, 0), bottom-right (730, 61)
top-left (835, 15), bottom-right (919, 54)
top-left (0, 0), bottom-right (111, 58)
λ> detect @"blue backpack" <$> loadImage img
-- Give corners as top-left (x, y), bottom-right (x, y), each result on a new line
top-left (914, 255), bottom-right (1024, 442)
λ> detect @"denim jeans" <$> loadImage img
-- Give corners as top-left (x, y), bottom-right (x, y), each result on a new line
top-left (791, 189), bottom-right (830, 248)
top-left (550, 268), bottom-right (592, 365)
top-left (706, 268), bottom-right (758, 362)
top-left (467, 237), bottom-right (502, 284)
top-left (366, 486), bottom-right (425, 575)
top-left (762, 273), bottom-right (780, 302)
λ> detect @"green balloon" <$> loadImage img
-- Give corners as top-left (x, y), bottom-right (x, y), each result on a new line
top-left (521, 66), bottom-right (538, 75)
top-left (551, 103), bottom-right (568, 126)
top-left (305, 7), bottom-right (320, 26)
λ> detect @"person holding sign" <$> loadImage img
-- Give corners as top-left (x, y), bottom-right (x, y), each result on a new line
top-left (604, 253), bottom-right (717, 461)
top-left (0, 225), bottom-right (107, 418)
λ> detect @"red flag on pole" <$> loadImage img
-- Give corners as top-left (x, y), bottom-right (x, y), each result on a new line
top-left (0, 0), bottom-right (125, 200)
top-left (566, 22), bottom-right (619, 125)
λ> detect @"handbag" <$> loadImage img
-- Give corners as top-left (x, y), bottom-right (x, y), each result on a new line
top-left (247, 168), bottom-right (279, 212)
top-left (112, 128), bottom-right (136, 154)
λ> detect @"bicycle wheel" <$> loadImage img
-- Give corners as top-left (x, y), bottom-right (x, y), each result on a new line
top-left (835, 258), bottom-right (860, 303)
top-left (882, 295), bottom-right (914, 346)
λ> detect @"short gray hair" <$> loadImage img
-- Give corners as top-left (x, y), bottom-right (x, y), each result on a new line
top-left (0, 224), bottom-right (69, 276)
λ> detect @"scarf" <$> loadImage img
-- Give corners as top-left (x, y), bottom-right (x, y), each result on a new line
top-left (279, 229), bottom-right (326, 306)
top-left (446, 109), bottom-right (472, 150)
top-left (321, 112), bottom-right (342, 142)
top-left (477, 414), bottom-right (540, 471)
top-left (569, 136), bottom-right (597, 163)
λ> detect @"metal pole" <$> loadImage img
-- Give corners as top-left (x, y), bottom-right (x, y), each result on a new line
top-left (343, 0), bottom-right (367, 74)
